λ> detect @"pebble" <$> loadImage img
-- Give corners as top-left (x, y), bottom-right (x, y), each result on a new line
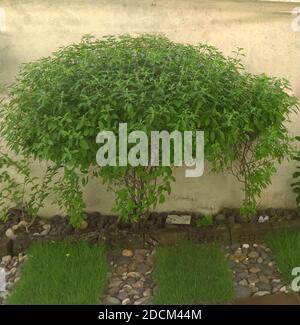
top-left (0, 254), bottom-right (26, 305)
top-left (254, 291), bottom-right (270, 296)
top-left (249, 267), bottom-right (261, 274)
top-left (239, 279), bottom-right (248, 286)
top-left (104, 296), bottom-right (121, 305)
top-left (248, 251), bottom-right (259, 259)
top-left (122, 249), bottom-right (134, 257)
top-left (134, 297), bottom-right (151, 305)
top-left (1, 255), bottom-right (12, 266)
top-left (105, 248), bottom-right (153, 305)
top-left (143, 289), bottom-right (152, 297)
top-left (228, 243), bottom-right (286, 299)
top-left (122, 298), bottom-right (131, 305)
top-left (5, 228), bottom-right (16, 240)
top-left (235, 285), bottom-right (251, 299)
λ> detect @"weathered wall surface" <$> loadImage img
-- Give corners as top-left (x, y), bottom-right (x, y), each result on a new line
top-left (0, 0), bottom-right (300, 216)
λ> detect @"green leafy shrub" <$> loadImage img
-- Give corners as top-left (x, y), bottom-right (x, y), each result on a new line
top-left (196, 214), bottom-right (213, 227)
top-left (0, 35), bottom-right (297, 225)
top-left (0, 146), bottom-right (59, 228)
top-left (228, 73), bottom-right (298, 218)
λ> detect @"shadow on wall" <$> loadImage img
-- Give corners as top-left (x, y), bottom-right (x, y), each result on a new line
top-left (0, 33), bottom-right (17, 89)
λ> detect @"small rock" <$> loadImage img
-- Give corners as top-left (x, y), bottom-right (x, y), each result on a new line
top-left (249, 267), bottom-right (261, 274)
top-left (134, 249), bottom-right (148, 256)
top-left (249, 285), bottom-right (259, 293)
top-left (1, 255), bottom-right (12, 266)
top-left (79, 220), bottom-right (88, 230)
top-left (134, 297), bottom-right (151, 305)
top-left (14, 221), bottom-right (27, 231)
top-left (236, 271), bottom-right (249, 282)
top-left (108, 287), bottom-right (119, 296)
top-left (248, 251), bottom-right (259, 259)
top-left (230, 252), bottom-right (247, 262)
top-left (259, 275), bottom-right (269, 284)
top-left (127, 272), bottom-right (140, 278)
top-left (40, 230), bottom-right (49, 236)
top-left (142, 289), bottom-right (152, 297)
top-left (231, 243), bottom-right (240, 251)
top-left (242, 244), bottom-right (250, 249)
top-left (123, 284), bottom-right (132, 292)
top-left (10, 267), bottom-right (17, 275)
top-left (42, 224), bottom-right (51, 231)
top-left (257, 257), bottom-right (263, 264)
top-left (122, 249), bottom-right (134, 257)
top-left (109, 278), bottom-right (122, 288)
top-left (279, 286), bottom-right (287, 292)
top-left (116, 266), bottom-right (128, 276)
top-left (256, 282), bottom-right (272, 292)
top-left (254, 291), bottom-right (270, 297)
top-left (132, 280), bottom-right (144, 289)
top-left (136, 263), bottom-right (151, 274)
top-left (238, 279), bottom-right (248, 286)
top-left (122, 298), bottom-right (131, 305)
top-left (117, 292), bottom-right (128, 301)
top-left (261, 266), bottom-right (273, 276)
top-left (248, 275), bottom-right (259, 284)
top-left (5, 228), bottom-right (16, 240)
top-left (104, 296), bottom-right (121, 305)
top-left (272, 286), bottom-right (281, 294)
top-left (166, 214), bottom-right (191, 225)
top-left (14, 277), bottom-right (20, 283)
top-left (235, 285), bottom-right (251, 299)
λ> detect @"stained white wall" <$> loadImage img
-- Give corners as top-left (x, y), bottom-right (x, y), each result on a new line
top-left (0, 0), bottom-right (299, 216)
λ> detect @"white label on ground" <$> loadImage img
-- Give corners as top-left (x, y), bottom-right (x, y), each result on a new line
top-left (166, 215), bottom-right (191, 225)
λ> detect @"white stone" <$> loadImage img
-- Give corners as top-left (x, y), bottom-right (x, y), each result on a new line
top-left (5, 228), bottom-right (16, 239)
top-left (134, 297), bottom-right (151, 305)
top-left (40, 229), bottom-right (49, 236)
top-left (10, 267), bottom-right (17, 275)
top-left (122, 249), bottom-right (133, 257)
top-left (254, 291), bottom-right (270, 296)
top-left (42, 224), bottom-right (51, 231)
top-left (0, 268), bottom-right (6, 291)
top-left (122, 298), bottom-right (130, 305)
top-left (242, 244), bottom-right (250, 249)
top-left (166, 214), bottom-right (191, 225)
top-left (143, 289), bottom-right (152, 297)
top-left (258, 216), bottom-right (264, 223)
top-left (1, 255), bottom-right (12, 265)
top-left (279, 286), bottom-right (287, 292)
top-left (104, 296), bottom-right (121, 305)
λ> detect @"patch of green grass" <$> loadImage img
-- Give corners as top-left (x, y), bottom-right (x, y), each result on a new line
top-left (196, 214), bottom-right (214, 227)
top-left (153, 241), bottom-right (234, 304)
top-left (7, 241), bottom-right (109, 305)
top-left (267, 231), bottom-right (300, 282)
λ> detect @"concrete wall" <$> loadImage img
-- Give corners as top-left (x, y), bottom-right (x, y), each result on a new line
top-left (0, 0), bottom-right (300, 217)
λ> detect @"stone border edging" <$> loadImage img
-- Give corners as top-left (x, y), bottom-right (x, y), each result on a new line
top-left (147, 220), bottom-right (300, 246)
